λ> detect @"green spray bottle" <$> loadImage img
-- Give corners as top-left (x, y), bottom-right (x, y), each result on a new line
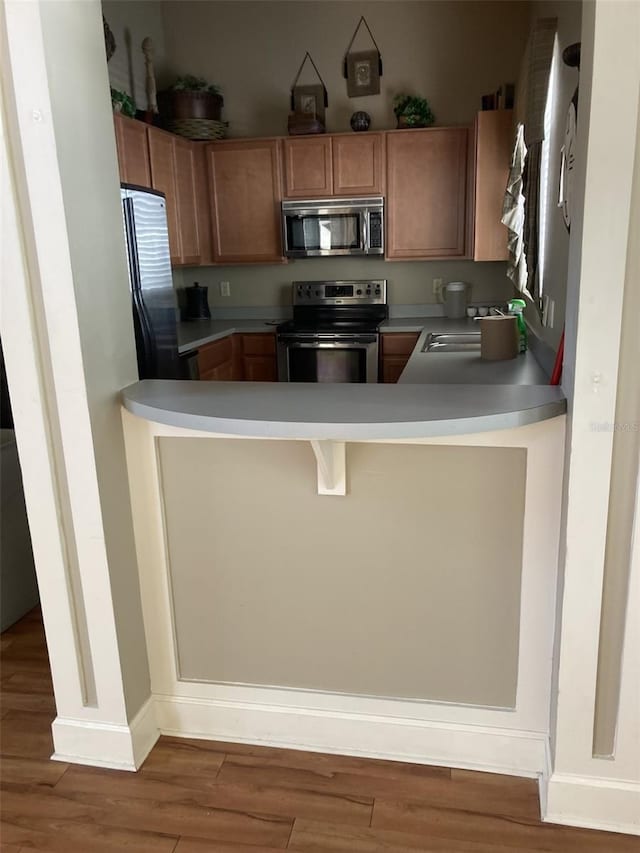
top-left (508, 298), bottom-right (527, 353)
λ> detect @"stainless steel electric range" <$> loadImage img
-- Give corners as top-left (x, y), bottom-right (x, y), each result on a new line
top-left (277, 280), bottom-right (387, 383)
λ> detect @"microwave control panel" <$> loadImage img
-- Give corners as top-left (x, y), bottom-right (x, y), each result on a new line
top-left (368, 212), bottom-right (383, 250)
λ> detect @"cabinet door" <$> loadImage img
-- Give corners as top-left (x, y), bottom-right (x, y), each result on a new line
top-left (240, 333), bottom-right (276, 356)
top-left (283, 137), bottom-right (332, 198)
top-left (473, 110), bottom-right (512, 261)
top-left (114, 114), bottom-right (151, 186)
top-left (332, 133), bottom-right (384, 196)
top-left (198, 335), bottom-right (234, 382)
top-left (379, 332), bottom-right (419, 383)
top-left (381, 356), bottom-right (410, 384)
top-left (193, 144), bottom-right (214, 264)
top-left (386, 128), bottom-right (468, 259)
top-left (243, 356), bottom-right (277, 382)
top-left (173, 136), bottom-right (200, 265)
top-left (208, 140), bottom-right (284, 263)
top-left (240, 333), bottom-right (277, 381)
top-left (148, 127), bottom-right (181, 264)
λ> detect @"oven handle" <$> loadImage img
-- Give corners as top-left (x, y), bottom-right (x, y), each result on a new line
top-left (285, 341), bottom-right (373, 350)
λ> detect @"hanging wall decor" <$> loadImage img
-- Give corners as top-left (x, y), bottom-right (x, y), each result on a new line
top-left (343, 16), bottom-right (383, 98)
top-left (289, 52), bottom-right (328, 134)
top-left (558, 42), bottom-right (580, 232)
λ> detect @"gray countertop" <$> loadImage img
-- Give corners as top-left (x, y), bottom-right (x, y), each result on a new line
top-left (178, 318), bottom-right (281, 353)
top-left (179, 315), bottom-right (441, 352)
top-left (397, 320), bottom-right (550, 385)
top-left (127, 316), bottom-right (566, 440)
top-left (122, 380), bottom-right (565, 440)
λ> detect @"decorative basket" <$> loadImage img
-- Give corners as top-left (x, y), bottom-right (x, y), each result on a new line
top-left (287, 112), bottom-right (325, 136)
top-left (166, 118), bottom-right (227, 141)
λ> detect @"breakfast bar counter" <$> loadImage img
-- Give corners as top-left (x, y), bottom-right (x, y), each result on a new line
top-left (121, 379), bottom-right (565, 440)
top-left (121, 313), bottom-right (566, 782)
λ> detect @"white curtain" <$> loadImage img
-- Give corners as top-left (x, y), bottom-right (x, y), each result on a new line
top-left (503, 17), bottom-right (558, 301)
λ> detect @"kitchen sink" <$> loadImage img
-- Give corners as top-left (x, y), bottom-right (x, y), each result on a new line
top-left (422, 332), bottom-right (481, 353)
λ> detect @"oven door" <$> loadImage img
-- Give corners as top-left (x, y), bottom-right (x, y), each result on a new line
top-left (278, 334), bottom-right (378, 383)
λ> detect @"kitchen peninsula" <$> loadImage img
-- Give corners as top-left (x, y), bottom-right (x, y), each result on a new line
top-left (121, 345), bottom-right (566, 779)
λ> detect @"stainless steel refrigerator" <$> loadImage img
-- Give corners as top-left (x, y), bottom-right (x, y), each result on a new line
top-left (121, 184), bottom-right (192, 379)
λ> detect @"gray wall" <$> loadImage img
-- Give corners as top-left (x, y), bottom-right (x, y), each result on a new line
top-left (159, 438), bottom-right (526, 708)
top-left (161, 0), bottom-right (530, 137)
top-left (175, 258), bottom-right (514, 309)
top-left (102, 0), bottom-right (170, 111)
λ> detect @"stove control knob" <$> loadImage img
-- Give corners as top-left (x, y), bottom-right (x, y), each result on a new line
top-left (315, 290), bottom-right (321, 296)
top-left (356, 289), bottom-right (362, 295)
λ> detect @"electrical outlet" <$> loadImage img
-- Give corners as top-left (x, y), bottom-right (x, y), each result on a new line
top-left (219, 280), bottom-right (231, 297)
top-left (432, 278), bottom-right (443, 297)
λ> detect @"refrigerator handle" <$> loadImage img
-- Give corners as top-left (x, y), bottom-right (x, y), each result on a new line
top-left (123, 197), bottom-right (155, 378)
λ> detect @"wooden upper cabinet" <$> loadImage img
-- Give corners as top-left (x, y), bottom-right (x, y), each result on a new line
top-left (386, 128), bottom-right (468, 259)
top-left (148, 127), bottom-right (182, 263)
top-left (283, 137), bottom-right (332, 198)
top-left (332, 133), bottom-right (384, 196)
top-left (192, 144), bottom-right (214, 265)
top-left (207, 139), bottom-right (284, 263)
top-left (173, 136), bottom-right (200, 265)
top-left (114, 114), bottom-right (151, 187)
top-left (473, 110), bottom-right (513, 261)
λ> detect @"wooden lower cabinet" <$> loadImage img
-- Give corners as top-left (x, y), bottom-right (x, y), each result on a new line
top-left (239, 333), bottom-right (277, 381)
top-left (197, 336), bottom-right (237, 381)
top-left (198, 333), bottom-right (277, 381)
top-left (379, 332), bottom-right (420, 383)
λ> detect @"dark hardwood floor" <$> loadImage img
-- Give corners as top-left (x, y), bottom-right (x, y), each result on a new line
top-left (1, 608), bottom-right (638, 851)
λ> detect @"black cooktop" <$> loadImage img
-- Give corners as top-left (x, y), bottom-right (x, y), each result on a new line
top-left (277, 318), bottom-right (383, 335)
top-left (278, 303), bottom-right (387, 336)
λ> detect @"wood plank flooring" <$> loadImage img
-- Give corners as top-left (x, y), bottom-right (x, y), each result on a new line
top-left (1, 609), bottom-right (638, 852)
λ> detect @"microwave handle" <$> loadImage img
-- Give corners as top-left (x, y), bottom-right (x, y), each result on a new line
top-left (361, 211), bottom-right (368, 253)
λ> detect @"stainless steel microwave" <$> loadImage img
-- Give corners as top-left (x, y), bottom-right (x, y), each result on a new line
top-left (282, 197), bottom-right (384, 258)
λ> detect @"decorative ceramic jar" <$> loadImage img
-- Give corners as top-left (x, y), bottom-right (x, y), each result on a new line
top-left (350, 111), bottom-right (371, 132)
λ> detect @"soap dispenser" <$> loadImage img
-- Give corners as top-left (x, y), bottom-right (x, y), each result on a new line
top-left (508, 298), bottom-right (527, 352)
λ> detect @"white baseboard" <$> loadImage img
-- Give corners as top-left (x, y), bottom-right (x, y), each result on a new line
top-left (154, 693), bottom-right (547, 778)
top-left (544, 773), bottom-right (640, 836)
top-left (51, 697), bottom-right (159, 771)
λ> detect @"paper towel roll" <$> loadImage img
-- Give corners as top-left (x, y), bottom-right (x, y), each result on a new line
top-left (480, 315), bottom-right (519, 360)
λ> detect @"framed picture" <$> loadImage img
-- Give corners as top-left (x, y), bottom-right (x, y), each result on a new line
top-left (292, 84), bottom-right (326, 124)
top-left (346, 49), bottom-right (380, 98)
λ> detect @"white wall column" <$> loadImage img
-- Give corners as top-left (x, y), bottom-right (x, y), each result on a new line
top-left (544, 0), bottom-right (640, 835)
top-left (0, 0), bottom-right (157, 768)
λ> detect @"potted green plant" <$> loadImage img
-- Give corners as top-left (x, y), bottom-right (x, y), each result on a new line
top-left (393, 94), bottom-right (435, 129)
top-left (110, 87), bottom-right (135, 118)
